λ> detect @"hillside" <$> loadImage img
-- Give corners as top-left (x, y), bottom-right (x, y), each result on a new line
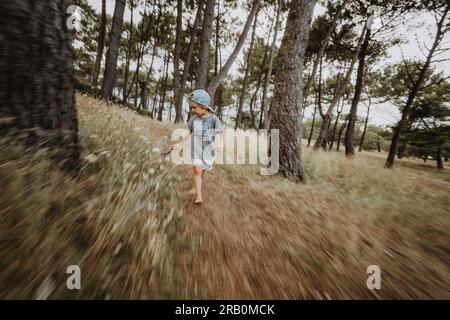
top-left (1, 94), bottom-right (449, 299)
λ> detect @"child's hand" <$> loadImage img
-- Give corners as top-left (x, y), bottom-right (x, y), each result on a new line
top-left (172, 143), bottom-right (181, 150)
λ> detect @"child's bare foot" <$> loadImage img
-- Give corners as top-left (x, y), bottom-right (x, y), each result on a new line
top-left (188, 188), bottom-right (196, 195)
top-left (194, 197), bottom-right (203, 204)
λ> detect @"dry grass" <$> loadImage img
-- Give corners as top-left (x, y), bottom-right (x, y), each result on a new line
top-left (1, 94), bottom-right (449, 299)
top-left (0, 94), bottom-right (187, 299)
top-left (180, 148), bottom-right (450, 299)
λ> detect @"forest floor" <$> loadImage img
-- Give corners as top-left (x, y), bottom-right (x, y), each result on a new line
top-left (1, 94), bottom-right (449, 299)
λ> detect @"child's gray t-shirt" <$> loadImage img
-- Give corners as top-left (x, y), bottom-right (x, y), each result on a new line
top-left (187, 114), bottom-right (223, 164)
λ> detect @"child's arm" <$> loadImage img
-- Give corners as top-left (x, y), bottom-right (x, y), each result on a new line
top-left (215, 116), bottom-right (224, 151)
top-left (216, 131), bottom-right (224, 151)
top-left (171, 131), bottom-right (190, 150)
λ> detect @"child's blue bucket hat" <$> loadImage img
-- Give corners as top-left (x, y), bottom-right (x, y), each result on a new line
top-left (188, 89), bottom-right (214, 112)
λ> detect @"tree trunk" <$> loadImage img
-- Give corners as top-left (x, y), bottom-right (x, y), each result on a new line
top-left (329, 98), bottom-right (344, 150)
top-left (313, 14), bottom-right (370, 150)
top-left (168, 103), bottom-right (173, 121)
top-left (91, 0), bottom-right (107, 88)
top-left (150, 81), bottom-right (160, 119)
top-left (157, 54), bottom-right (170, 121)
top-left (215, 32), bottom-right (225, 120)
top-left (307, 97), bottom-right (317, 147)
top-left (212, 1), bottom-right (222, 118)
top-left (0, 0), bottom-right (80, 170)
top-left (321, 118), bottom-right (331, 150)
top-left (216, 84), bottom-right (224, 119)
top-left (315, 56), bottom-right (327, 149)
top-left (122, 0), bottom-right (134, 103)
top-left (345, 27), bottom-right (371, 156)
top-left (214, 1), bottom-right (220, 81)
top-left (261, 0), bottom-right (282, 130)
top-left (125, 0), bottom-right (154, 104)
top-left (249, 90), bottom-right (257, 128)
top-left (101, 0), bottom-right (126, 100)
top-left (437, 147), bottom-right (444, 169)
top-left (255, 18), bottom-right (274, 129)
top-left (173, 0), bottom-right (183, 110)
top-left (235, 7), bottom-right (259, 129)
top-left (174, 0), bottom-right (205, 123)
top-left (138, 80), bottom-right (147, 109)
top-left (386, 4), bottom-right (450, 168)
top-left (336, 117), bottom-right (348, 151)
top-left (196, 0), bottom-right (216, 89)
top-left (207, 0), bottom-right (262, 100)
top-left (358, 102), bottom-right (371, 152)
top-left (133, 0), bottom-right (153, 108)
top-left (147, 45), bottom-right (158, 83)
top-left (142, 19), bottom-right (161, 87)
top-left (270, 0), bottom-right (317, 183)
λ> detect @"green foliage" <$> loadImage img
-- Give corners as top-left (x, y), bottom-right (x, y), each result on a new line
top-left (405, 77), bottom-right (450, 160)
top-left (361, 130), bottom-right (385, 151)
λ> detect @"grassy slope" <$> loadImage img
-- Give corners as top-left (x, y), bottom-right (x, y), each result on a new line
top-left (1, 94), bottom-right (449, 299)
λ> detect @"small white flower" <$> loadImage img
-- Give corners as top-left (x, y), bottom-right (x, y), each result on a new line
top-left (113, 243), bottom-right (122, 256)
top-left (85, 154), bottom-right (98, 163)
top-left (148, 168), bottom-right (155, 175)
top-left (124, 162), bottom-right (135, 170)
top-left (152, 147), bottom-right (160, 154)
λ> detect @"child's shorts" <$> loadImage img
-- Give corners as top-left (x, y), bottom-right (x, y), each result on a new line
top-left (192, 158), bottom-right (213, 171)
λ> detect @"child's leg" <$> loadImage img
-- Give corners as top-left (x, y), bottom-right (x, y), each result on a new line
top-left (189, 166), bottom-right (198, 195)
top-left (190, 166), bottom-right (197, 194)
top-left (192, 165), bottom-right (203, 203)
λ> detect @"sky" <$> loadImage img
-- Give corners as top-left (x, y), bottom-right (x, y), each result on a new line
top-left (87, 0), bottom-right (450, 127)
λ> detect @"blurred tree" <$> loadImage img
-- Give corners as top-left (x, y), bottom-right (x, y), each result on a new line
top-left (196, 0), bottom-right (216, 89)
top-left (260, 0), bottom-right (281, 130)
top-left (313, 5), bottom-right (373, 150)
top-left (207, 0), bottom-right (262, 102)
top-left (303, 0), bottom-right (349, 108)
top-left (101, 0), bottom-right (126, 99)
top-left (173, 0), bottom-right (205, 122)
top-left (404, 76), bottom-right (450, 169)
top-left (0, 0), bottom-right (80, 170)
top-left (91, 0), bottom-right (107, 87)
top-left (73, 0), bottom-right (106, 82)
top-left (385, 0), bottom-right (450, 168)
top-left (122, 0), bottom-right (136, 102)
top-left (345, 0), bottom-right (421, 157)
top-left (235, 6), bottom-right (260, 129)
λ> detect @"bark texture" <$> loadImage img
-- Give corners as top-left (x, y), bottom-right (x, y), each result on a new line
top-left (0, 0), bottom-right (80, 170)
top-left (270, 0), bottom-right (317, 183)
top-left (101, 0), bottom-right (126, 99)
top-left (91, 0), bottom-right (106, 87)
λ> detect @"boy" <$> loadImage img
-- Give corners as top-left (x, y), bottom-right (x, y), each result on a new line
top-left (172, 89), bottom-right (223, 204)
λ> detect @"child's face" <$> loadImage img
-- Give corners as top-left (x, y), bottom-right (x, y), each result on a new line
top-left (189, 101), bottom-right (209, 116)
